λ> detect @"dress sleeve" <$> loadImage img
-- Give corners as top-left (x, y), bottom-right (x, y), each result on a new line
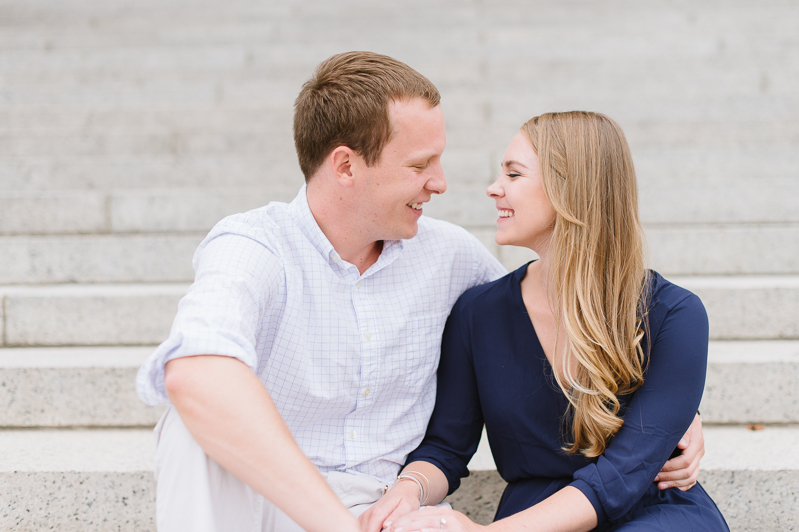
top-left (406, 299), bottom-right (485, 494)
top-left (136, 230), bottom-right (283, 405)
top-left (569, 291), bottom-right (709, 526)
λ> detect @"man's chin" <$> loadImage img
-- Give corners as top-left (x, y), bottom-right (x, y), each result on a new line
top-left (388, 223), bottom-right (419, 241)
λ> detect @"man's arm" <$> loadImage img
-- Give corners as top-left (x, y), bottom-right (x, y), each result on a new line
top-left (164, 355), bottom-right (359, 532)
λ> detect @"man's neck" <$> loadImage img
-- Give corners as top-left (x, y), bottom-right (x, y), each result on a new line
top-left (306, 182), bottom-right (382, 275)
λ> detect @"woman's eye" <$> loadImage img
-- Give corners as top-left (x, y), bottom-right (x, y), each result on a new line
top-left (506, 172), bottom-right (521, 178)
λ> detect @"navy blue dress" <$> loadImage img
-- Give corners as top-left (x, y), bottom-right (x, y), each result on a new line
top-left (407, 264), bottom-right (728, 531)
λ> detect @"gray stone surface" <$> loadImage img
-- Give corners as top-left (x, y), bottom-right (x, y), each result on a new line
top-left (0, 347), bottom-right (164, 427)
top-left (673, 276), bottom-right (799, 340)
top-left (0, 471), bottom-right (156, 532)
top-left (446, 470), bottom-right (505, 526)
top-left (0, 428), bottom-right (156, 531)
top-left (701, 341), bottom-right (799, 424)
top-left (0, 428), bottom-right (155, 472)
top-left (702, 470), bottom-right (799, 532)
top-left (109, 187), bottom-right (299, 233)
top-left (4, 426), bottom-right (795, 532)
top-left (0, 234), bottom-right (201, 284)
top-left (1, 284), bottom-right (187, 346)
top-left (638, 184), bottom-right (799, 225)
top-left (647, 224), bottom-right (799, 275)
top-left (0, 192), bottom-right (106, 235)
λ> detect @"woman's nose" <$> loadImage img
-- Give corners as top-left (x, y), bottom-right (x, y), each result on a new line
top-left (486, 178), bottom-right (503, 198)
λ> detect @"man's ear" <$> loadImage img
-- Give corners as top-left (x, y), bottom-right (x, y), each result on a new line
top-left (329, 146), bottom-right (358, 187)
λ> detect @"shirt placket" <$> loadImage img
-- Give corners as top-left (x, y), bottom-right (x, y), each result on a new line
top-left (343, 274), bottom-right (376, 465)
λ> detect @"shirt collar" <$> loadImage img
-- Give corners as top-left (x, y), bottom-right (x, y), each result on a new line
top-left (290, 184), bottom-right (405, 278)
top-left (290, 184), bottom-right (336, 261)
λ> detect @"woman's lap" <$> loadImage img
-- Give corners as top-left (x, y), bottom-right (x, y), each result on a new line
top-left (604, 483), bottom-right (729, 532)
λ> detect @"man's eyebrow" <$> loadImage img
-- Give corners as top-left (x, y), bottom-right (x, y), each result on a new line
top-left (502, 160), bottom-right (529, 169)
top-left (407, 151), bottom-right (439, 163)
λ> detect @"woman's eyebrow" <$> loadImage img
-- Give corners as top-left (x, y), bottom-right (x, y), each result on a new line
top-left (502, 160), bottom-right (529, 169)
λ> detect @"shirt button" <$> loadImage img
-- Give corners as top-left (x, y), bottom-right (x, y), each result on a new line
top-left (349, 430), bottom-right (357, 439)
top-left (332, 254), bottom-right (339, 262)
top-left (363, 388), bottom-right (371, 397)
top-left (364, 332), bottom-right (372, 341)
top-left (356, 281), bottom-right (362, 289)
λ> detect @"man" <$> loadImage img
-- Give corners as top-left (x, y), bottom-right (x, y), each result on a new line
top-left (137, 52), bottom-right (702, 532)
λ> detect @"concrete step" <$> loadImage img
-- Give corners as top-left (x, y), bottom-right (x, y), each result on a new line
top-left (0, 346), bottom-right (164, 427)
top-left (1, 0), bottom-right (796, 51)
top-left (0, 106), bottom-right (794, 191)
top-left (1, 277), bottom-right (798, 347)
top-left (672, 275), bottom-right (799, 340)
top-left (3, 181), bottom-right (796, 236)
top-left (646, 223), bottom-right (799, 275)
top-left (0, 151), bottom-right (490, 193)
top-left (459, 425), bottom-right (799, 530)
top-left (0, 428), bottom-right (156, 532)
top-left (0, 342), bottom-right (793, 428)
top-left (0, 234), bottom-right (200, 284)
top-left (701, 341), bottom-right (799, 424)
top-left (1, 425), bottom-right (795, 531)
top-left (0, 283), bottom-right (187, 346)
top-left (0, 187), bottom-right (300, 235)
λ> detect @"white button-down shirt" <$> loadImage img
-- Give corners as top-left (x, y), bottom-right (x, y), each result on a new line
top-left (137, 185), bottom-right (506, 483)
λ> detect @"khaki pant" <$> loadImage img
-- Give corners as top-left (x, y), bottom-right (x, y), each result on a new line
top-left (154, 407), bottom-right (443, 532)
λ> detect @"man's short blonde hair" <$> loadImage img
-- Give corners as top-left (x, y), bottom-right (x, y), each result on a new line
top-left (293, 51), bottom-right (440, 181)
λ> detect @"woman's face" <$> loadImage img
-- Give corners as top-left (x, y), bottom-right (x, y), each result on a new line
top-left (487, 131), bottom-right (557, 250)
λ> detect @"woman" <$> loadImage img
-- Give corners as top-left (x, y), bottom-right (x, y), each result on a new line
top-left (368, 112), bottom-right (728, 531)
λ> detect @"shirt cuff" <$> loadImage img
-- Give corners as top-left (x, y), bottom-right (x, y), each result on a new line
top-left (569, 478), bottom-right (607, 528)
top-left (136, 330), bottom-right (258, 406)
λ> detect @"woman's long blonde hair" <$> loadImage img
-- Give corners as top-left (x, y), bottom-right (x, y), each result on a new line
top-left (522, 111), bottom-right (650, 458)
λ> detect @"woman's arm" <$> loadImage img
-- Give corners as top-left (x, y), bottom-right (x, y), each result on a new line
top-left (656, 413), bottom-right (704, 490)
top-left (567, 289), bottom-right (710, 525)
top-left (359, 461), bottom-right (449, 532)
top-left (389, 486), bottom-right (596, 532)
top-left (361, 299), bottom-right (486, 532)
top-left (391, 287), bottom-right (709, 532)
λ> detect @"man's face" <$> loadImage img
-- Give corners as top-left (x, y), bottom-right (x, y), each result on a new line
top-left (354, 98), bottom-right (447, 241)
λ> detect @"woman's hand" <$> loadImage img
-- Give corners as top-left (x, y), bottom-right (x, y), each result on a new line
top-left (388, 507), bottom-right (486, 532)
top-left (358, 481), bottom-right (421, 532)
top-left (654, 413), bottom-right (704, 491)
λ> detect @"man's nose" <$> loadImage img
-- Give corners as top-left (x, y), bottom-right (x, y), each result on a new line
top-left (427, 163), bottom-right (447, 195)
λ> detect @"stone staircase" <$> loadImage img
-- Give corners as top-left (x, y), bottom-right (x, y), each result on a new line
top-left (1, 1), bottom-right (797, 530)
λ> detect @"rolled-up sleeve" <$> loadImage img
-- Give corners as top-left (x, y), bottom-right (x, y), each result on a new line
top-left (570, 292), bottom-right (709, 526)
top-left (136, 227), bottom-right (283, 405)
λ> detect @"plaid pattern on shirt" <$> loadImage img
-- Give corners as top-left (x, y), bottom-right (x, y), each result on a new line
top-left (137, 185), bottom-right (506, 483)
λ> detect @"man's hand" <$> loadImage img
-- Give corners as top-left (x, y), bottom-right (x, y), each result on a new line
top-left (654, 413), bottom-right (704, 491)
top-left (358, 481), bottom-right (420, 532)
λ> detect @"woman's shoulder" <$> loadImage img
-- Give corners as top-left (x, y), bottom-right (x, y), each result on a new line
top-left (647, 271), bottom-right (704, 312)
top-left (646, 270), bottom-right (708, 336)
top-left (453, 262), bottom-right (527, 316)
